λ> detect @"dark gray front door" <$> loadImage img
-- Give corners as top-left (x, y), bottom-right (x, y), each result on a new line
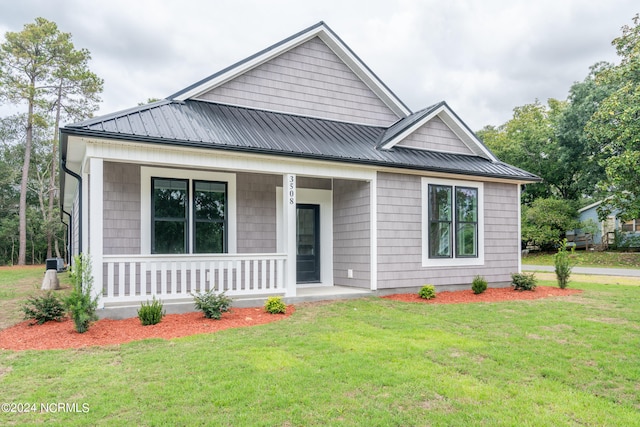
top-left (296, 204), bottom-right (320, 283)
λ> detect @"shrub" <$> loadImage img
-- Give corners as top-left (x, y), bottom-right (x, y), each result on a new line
top-left (554, 239), bottom-right (572, 289)
top-left (264, 296), bottom-right (287, 314)
top-left (418, 285), bottom-right (436, 300)
top-left (471, 275), bottom-right (488, 295)
top-left (192, 290), bottom-right (232, 320)
top-left (22, 291), bottom-right (66, 325)
top-left (138, 297), bottom-right (165, 325)
top-left (511, 272), bottom-right (537, 291)
top-left (65, 254), bottom-right (99, 333)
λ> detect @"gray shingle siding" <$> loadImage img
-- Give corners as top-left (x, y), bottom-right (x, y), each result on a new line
top-left (236, 172), bottom-right (278, 253)
top-left (333, 179), bottom-right (371, 288)
top-left (197, 37), bottom-right (400, 127)
top-left (376, 172), bottom-right (520, 289)
top-left (103, 162), bottom-right (141, 255)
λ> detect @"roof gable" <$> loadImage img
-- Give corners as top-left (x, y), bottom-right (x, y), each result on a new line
top-left (378, 102), bottom-right (497, 161)
top-left (169, 22), bottom-right (411, 121)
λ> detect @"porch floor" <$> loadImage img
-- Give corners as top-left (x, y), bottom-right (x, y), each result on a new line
top-left (98, 285), bottom-right (375, 320)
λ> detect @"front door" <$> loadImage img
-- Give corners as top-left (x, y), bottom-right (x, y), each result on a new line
top-left (296, 204), bottom-right (320, 283)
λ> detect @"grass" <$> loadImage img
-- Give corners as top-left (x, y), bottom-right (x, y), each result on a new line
top-left (0, 265), bottom-right (71, 329)
top-left (522, 250), bottom-right (640, 269)
top-left (1, 268), bottom-right (640, 425)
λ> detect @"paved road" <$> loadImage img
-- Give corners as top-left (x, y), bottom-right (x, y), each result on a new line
top-left (523, 265), bottom-right (640, 277)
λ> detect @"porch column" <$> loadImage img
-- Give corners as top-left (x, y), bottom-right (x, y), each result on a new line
top-left (283, 174), bottom-right (297, 297)
top-left (88, 157), bottom-right (104, 309)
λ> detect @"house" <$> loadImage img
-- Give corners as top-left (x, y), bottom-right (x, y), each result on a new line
top-left (578, 200), bottom-right (640, 247)
top-left (59, 22), bottom-right (540, 310)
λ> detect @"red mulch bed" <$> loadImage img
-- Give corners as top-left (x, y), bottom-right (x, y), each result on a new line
top-left (1, 286), bottom-right (581, 351)
top-left (382, 286), bottom-right (581, 304)
top-left (0, 307), bottom-right (294, 351)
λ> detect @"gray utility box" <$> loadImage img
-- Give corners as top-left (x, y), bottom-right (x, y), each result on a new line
top-left (45, 258), bottom-right (65, 272)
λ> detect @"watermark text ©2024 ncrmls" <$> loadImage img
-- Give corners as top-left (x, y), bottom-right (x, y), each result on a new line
top-left (2, 402), bottom-right (90, 414)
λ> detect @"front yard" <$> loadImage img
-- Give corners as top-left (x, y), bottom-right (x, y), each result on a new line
top-left (1, 266), bottom-right (639, 425)
top-left (522, 250), bottom-right (640, 269)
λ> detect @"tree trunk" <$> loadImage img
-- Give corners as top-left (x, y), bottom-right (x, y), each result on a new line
top-left (18, 87), bottom-right (35, 265)
top-left (47, 84), bottom-right (63, 259)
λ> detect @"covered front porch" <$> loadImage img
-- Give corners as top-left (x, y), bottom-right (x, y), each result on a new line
top-left (76, 147), bottom-right (378, 310)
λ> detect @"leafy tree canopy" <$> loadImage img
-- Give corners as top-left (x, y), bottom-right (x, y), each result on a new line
top-left (586, 14), bottom-right (640, 221)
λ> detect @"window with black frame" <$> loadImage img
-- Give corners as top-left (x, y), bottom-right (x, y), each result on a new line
top-left (151, 177), bottom-right (226, 254)
top-left (428, 184), bottom-right (478, 259)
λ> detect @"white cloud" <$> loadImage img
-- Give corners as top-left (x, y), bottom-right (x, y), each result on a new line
top-left (0, 0), bottom-right (637, 130)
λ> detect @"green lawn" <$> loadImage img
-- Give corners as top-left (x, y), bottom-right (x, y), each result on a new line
top-left (523, 250), bottom-right (640, 269)
top-left (1, 273), bottom-right (640, 425)
top-left (0, 266), bottom-right (71, 329)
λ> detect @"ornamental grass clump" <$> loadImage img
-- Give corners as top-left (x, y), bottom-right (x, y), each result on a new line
top-left (554, 239), bottom-right (572, 289)
top-left (264, 296), bottom-right (287, 314)
top-left (192, 290), bottom-right (232, 320)
top-left (137, 297), bottom-right (165, 326)
top-left (22, 291), bottom-right (66, 325)
top-left (511, 272), bottom-right (537, 291)
top-left (418, 284), bottom-right (436, 300)
top-left (471, 275), bottom-right (488, 295)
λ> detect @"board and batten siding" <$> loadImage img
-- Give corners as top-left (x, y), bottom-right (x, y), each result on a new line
top-left (196, 37), bottom-right (400, 127)
top-left (333, 179), bottom-right (371, 288)
top-left (395, 116), bottom-right (474, 155)
top-left (376, 172), bottom-right (520, 289)
top-left (103, 162), bottom-right (141, 255)
top-left (71, 190), bottom-right (80, 257)
top-left (236, 172), bottom-right (278, 253)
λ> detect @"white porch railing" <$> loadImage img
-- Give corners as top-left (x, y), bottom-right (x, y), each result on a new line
top-left (101, 253), bottom-right (286, 304)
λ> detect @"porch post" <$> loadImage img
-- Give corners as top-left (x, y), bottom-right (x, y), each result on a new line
top-left (88, 157), bottom-right (104, 309)
top-left (283, 174), bottom-right (297, 297)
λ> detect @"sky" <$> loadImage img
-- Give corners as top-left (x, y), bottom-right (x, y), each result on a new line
top-left (0, 0), bottom-right (638, 131)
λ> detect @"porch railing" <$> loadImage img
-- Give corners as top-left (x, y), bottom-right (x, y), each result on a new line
top-left (101, 253), bottom-right (286, 304)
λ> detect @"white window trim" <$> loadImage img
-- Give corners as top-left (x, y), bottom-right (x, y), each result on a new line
top-left (421, 177), bottom-right (484, 267)
top-left (141, 167), bottom-right (236, 254)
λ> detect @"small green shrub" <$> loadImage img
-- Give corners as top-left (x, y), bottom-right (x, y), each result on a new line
top-left (418, 284), bottom-right (436, 300)
top-left (471, 275), bottom-right (488, 295)
top-left (554, 239), bottom-right (572, 289)
top-left (511, 272), bottom-right (537, 291)
top-left (264, 296), bottom-right (287, 314)
top-left (192, 290), bottom-right (232, 320)
top-left (138, 297), bottom-right (165, 325)
top-left (65, 254), bottom-right (99, 333)
top-left (22, 291), bottom-right (66, 325)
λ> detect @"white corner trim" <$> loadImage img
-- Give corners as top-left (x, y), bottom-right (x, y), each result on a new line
top-left (421, 177), bottom-right (485, 267)
top-left (140, 167), bottom-right (236, 254)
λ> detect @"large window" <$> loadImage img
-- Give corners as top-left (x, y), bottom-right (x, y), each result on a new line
top-left (423, 178), bottom-right (483, 266)
top-left (152, 177), bottom-right (227, 254)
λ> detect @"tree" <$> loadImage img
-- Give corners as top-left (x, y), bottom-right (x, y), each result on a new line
top-left (521, 197), bottom-right (579, 250)
top-left (0, 18), bottom-right (102, 264)
top-left (554, 62), bottom-right (614, 201)
top-left (477, 100), bottom-right (565, 203)
top-left (45, 34), bottom-right (102, 259)
top-left (586, 14), bottom-right (640, 222)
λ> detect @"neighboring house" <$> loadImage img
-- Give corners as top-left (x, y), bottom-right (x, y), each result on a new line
top-left (578, 200), bottom-right (640, 246)
top-left (59, 22), bottom-right (540, 309)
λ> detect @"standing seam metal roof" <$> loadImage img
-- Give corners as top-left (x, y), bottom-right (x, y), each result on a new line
top-left (62, 100), bottom-right (540, 182)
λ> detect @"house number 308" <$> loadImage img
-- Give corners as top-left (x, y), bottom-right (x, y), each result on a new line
top-left (288, 176), bottom-right (296, 205)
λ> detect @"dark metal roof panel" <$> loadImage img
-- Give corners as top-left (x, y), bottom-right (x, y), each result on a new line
top-left (64, 100), bottom-right (540, 182)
